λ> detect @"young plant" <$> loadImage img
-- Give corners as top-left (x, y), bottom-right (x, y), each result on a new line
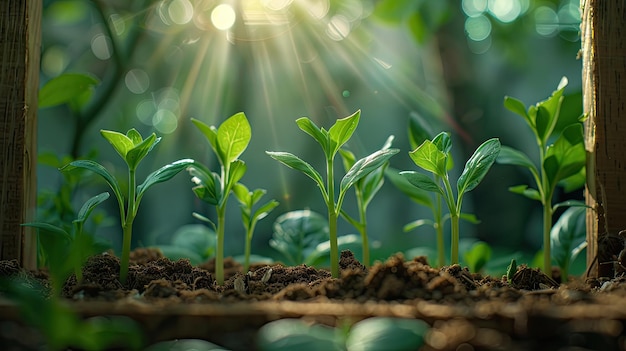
top-left (22, 192), bottom-right (110, 296)
top-left (61, 129), bottom-right (194, 283)
top-left (550, 206), bottom-right (587, 282)
top-left (187, 112), bottom-right (251, 285)
top-left (338, 135), bottom-right (395, 267)
top-left (387, 115), bottom-right (479, 267)
top-left (400, 132), bottom-right (500, 264)
top-left (496, 77), bottom-right (586, 274)
top-left (233, 183), bottom-right (279, 272)
top-left (266, 110), bottom-right (399, 277)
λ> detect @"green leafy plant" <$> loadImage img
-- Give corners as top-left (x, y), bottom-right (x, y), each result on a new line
top-left (338, 136), bottom-right (395, 267)
top-left (22, 192), bottom-right (110, 296)
top-left (266, 110), bottom-right (399, 277)
top-left (400, 132), bottom-right (501, 264)
top-left (155, 224), bottom-right (217, 265)
top-left (387, 115), bottom-right (479, 267)
top-left (257, 317), bottom-right (429, 351)
top-left (506, 258), bottom-right (517, 281)
top-left (550, 206), bottom-right (587, 282)
top-left (233, 184), bottom-right (279, 272)
top-left (61, 129), bottom-right (194, 283)
top-left (0, 278), bottom-right (143, 350)
top-left (269, 210), bottom-right (363, 267)
top-left (496, 77), bottom-right (586, 274)
top-left (463, 241), bottom-right (492, 273)
top-left (187, 112), bottom-right (251, 285)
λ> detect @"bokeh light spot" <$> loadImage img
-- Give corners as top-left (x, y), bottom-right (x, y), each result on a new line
top-left (262, 0), bottom-right (293, 11)
top-left (91, 34), bottom-right (112, 60)
top-left (211, 4), bottom-right (236, 30)
top-left (125, 69), bottom-right (150, 94)
top-left (534, 6), bottom-right (559, 37)
top-left (305, 0), bottom-right (330, 19)
top-left (465, 15), bottom-right (492, 41)
top-left (136, 99), bottom-right (157, 125)
top-left (342, 90), bottom-right (350, 98)
top-left (326, 15), bottom-right (350, 41)
top-left (488, 0), bottom-right (521, 23)
top-left (152, 109), bottom-right (178, 134)
top-left (109, 14), bottom-right (126, 36)
top-left (462, 0), bottom-right (487, 17)
top-left (41, 46), bottom-right (69, 77)
top-left (168, 0), bottom-right (194, 25)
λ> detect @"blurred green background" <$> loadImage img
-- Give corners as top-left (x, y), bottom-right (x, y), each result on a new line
top-left (37, 0), bottom-right (585, 274)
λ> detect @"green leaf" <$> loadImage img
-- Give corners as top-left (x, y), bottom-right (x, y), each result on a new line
top-left (408, 139), bottom-right (447, 177)
top-left (252, 200), bottom-right (279, 223)
top-left (339, 149), bottom-right (356, 173)
top-left (544, 124), bottom-right (585, 188)
top-left (385, 168), bottom-right (433, 208)
top-left (257, 319), bottom-right (342, 351)
top-left (463, 241), bottom-right (492, 273)
top-left (137, 159), bottom-right (195, 199)
top-left (188, 163), bottom-right (221, 205)
top-left (217, 112), bottom-right (251, 164)
top-left (508, 184), bottom-right (542, 201)
top-left (403, 219), bottom-right (435, 232)
top-left (269, 210), bottom-right (329, 266)
top-left (296, 117), bottom-right (329, 154)
top-left (39, 73), bottom-right (99, 108)
top-left (232, 183), bottom-right (251, 205)
top-left (400, 171), bottom-right (443, 194)
top-left (550, 206), bottom-right (586, 271)
top-left (171, 224), bottom-right (216, 260)
top-left (100, 130), bottom-right (134, 160)
top-left (535, 77), bottom-right (568, 143)
top-left (61, 160), bottom-right (124, 207)
top-left (346, 317), bottom-right (428, 351)
top-left (535, 105), bottom-right (553, 143)
top-left (496, 146), bottom-right (538, 174)
top-left (126, 129), bottom-right (143, 145)
top-left (457, 138), bottom-right (501, 195)
top-left (340, 148), bottom-right (399, 195)
top-left (407, 12), bottom-right (428, 44)
top-left (191, 118), bottom-right (219, 156)
top-left (408, 112), bottom-right (433, 150)
top-left (328, 110), bottom-right (360, 156)
top-left (432, 132), bottom-right (451, 154)
top-left (503, 96), bottom-right (529, 121)
top-left (266, 151), bottom-right (325, 193)
top-left (74, 192), bottom-right (110, 225)
top-left (125, 133), bottom-right (160, 171)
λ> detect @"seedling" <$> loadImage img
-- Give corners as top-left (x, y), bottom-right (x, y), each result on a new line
top-left (22, 192), bottom-right (110, 296)
top-left (400, 132), bottom-right (500, 264)
top-left (233, 183), bottom-right (279, 272)
top-left (338, 135), bottom-right (395, 267)
top-left (506, 259), bottom-right (517, 281)
top-left (551, 206), bottom-right (587, 282)
top-left (267, 110), bottom-right (399, 277)
top-left (61, 128), bottom-right (194, 283)
top-left (496, 77), bottom-right (586, 274)
top-left (387, 115), bottom-right (479, 267)
top-left (187, 112), bottom-right (251, 285)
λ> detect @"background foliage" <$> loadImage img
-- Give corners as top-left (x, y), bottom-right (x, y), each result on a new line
top-left (38, 0), bottom-right (584, 272)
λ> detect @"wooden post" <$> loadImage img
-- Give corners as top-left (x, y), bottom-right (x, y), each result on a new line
top-left (0, 1), bottom-right (41, 269)
top-left (582, 1), bottom-right (626, 277)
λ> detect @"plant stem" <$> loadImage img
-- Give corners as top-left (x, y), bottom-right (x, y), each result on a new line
top-left (434, 193), bottom-right (445, 267)
top-left (120, 168), bottom-right (136, 283)
top-left (356, 189), bottom-right (369, 267)
top-left (542, 202), bottom-right (552, 275)
top-left (326, 157), bottom-right (339, 278)
top-left (450, 214), bottom-right (460, 265)
top-left (216, 205), bottom-right (226, 285)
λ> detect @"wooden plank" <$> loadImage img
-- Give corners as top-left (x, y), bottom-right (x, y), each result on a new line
top-left (0, 1), bottom-right (41, 269)
top-left (583, 0), bottom-right (626, 277)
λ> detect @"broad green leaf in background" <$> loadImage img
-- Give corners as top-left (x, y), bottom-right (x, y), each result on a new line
top-left (457, 138), bottom-right (501, 195)
top-left (39, 73), bottom-right (99, 108)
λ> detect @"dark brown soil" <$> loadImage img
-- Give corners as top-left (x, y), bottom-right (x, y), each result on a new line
top-left (2, 248), bottom-right (626, 350)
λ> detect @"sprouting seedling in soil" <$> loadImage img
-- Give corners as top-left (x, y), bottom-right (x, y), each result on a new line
top-left (61, 128), bottom-right (195, 283)
top-left (187, 112), bottom-right (251, 285)
top-left (550, 206), bottom-right (587, 282)
top-left (496, 77), bottom-right (586, 275)
top-left (233, 183), bottom-right (279, 272)
top-left (400, 132), bottom-right (501, 264)
top-left (386, 114), bottom-right (479, 267)
top-left (266, 110), bottom-right (399, 277)
top-left (338, 135), bottom-right (395, 267)
top-left (506, 258), bottom-right (517, 281)
top-left (22, 192), bottom-right (110, 296)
